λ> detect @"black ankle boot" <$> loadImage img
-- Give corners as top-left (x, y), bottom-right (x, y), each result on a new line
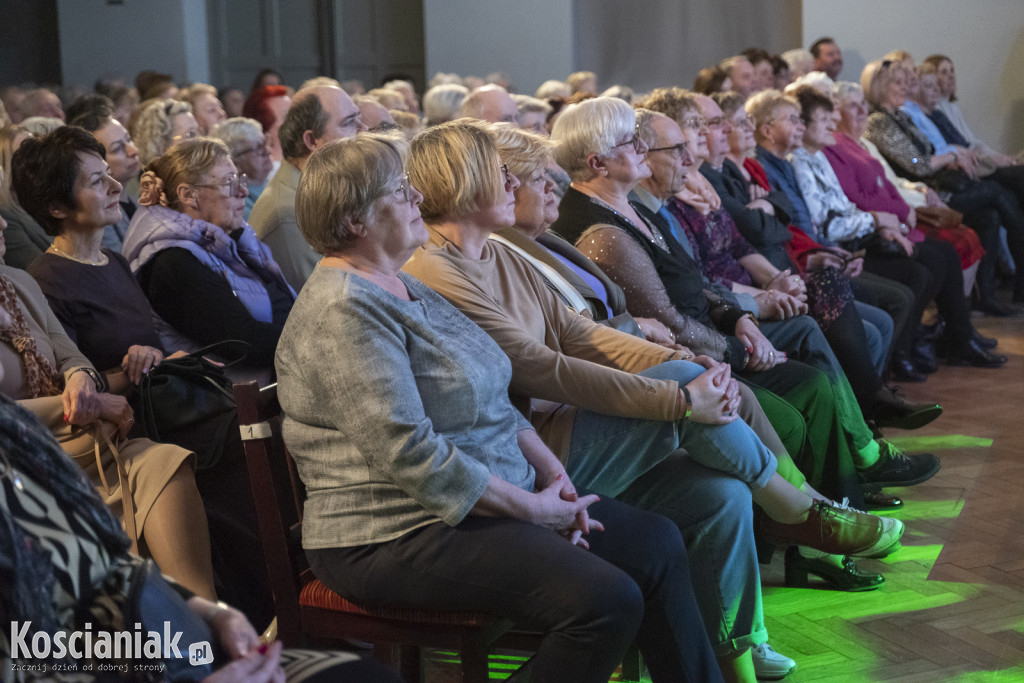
top-left (891, 352), bottom-right (926, 383)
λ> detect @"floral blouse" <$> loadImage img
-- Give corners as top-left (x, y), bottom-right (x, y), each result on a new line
top-left (789, 147), bottom-right (876, 244)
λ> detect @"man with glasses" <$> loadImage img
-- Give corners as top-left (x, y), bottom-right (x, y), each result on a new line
top-left (249, 86), bottom-right (367, 289)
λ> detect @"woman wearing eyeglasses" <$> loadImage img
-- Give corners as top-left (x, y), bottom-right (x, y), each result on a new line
top-left (209, 117), bottom-right (275, 221)
top-left (121, 137), bottom-right (295, 384)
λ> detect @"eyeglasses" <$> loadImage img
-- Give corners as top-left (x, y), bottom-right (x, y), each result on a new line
top-left (170, 129), bottom-right (199, 144)
top-left (611, 123), bottom-right (643, 154)
top-left (236, 142), bottom-right (270, 158)
top-left (681, 116), bottom-right (708, 130)
top-left (192, 173), bottom-right (247, 196)
top-left (647, 142), bottom-right (689, 158)
top-left (500, 163), bottom-right (515, 186)
top-left (767, 114), bottom-right (802, 127)
top-left (733, 115), bottom-right (755, 130)
top-left (397, 172), bottom-right (413, 203)
top-left (705, 116), bottom-right (727, 129)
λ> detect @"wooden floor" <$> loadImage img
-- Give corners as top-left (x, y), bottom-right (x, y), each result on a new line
top-left (424, 301), bottom-right (1024, 683)
top-left (762, 306), bottom-right (1024, 682)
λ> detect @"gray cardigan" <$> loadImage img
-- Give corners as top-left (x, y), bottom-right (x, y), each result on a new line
top-left (275, 265), bottom-right (535, 549)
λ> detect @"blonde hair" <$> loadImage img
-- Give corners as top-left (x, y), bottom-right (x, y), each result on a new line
top-left (567, 71), bottom-right (596, 94)
top-left (146, 137), bottom-right (230, 210)
top-left (744, 89), bottom-right (800, 141)
top-left (488, 122), bottom-right (553, 179)
top-left (634, 87), bottom-right (700, 127)
top-left (860, 59), bottom-right (906, 107)
top-left (551, 96), bottom-right (635, 182)
top-left (133, 98), bottom-right (194, 166)
top-left (408, 118), bottom-right (504, 221)
top-left (295, 132), bottom-right (407, 254)
top-left (0, 125), bottom-right (31, 207)
top-left (182, 83), bottom-right (217, 106)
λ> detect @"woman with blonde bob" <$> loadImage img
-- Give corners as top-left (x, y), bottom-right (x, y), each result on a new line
top-left (276, 129), bottom-right (722, 683)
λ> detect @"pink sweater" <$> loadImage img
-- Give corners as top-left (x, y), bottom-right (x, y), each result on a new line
top-left (823, 132), bottom-right (911, 222)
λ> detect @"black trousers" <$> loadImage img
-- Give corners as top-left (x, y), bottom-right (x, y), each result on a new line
top-left (861, 237), bottom-right (970, 354)
top-left (309, 496), bottom-right (722, 683)
top-left (948, 175), bottom-right (1024, 298)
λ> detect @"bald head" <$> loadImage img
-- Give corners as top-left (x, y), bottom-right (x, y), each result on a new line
top-left (460, 84), bottom-right (518, 124)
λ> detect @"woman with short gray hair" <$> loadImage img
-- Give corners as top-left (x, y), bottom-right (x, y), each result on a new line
top-left (209, 117), bottom-right (274, 219)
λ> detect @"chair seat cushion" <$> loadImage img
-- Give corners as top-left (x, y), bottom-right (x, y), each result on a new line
top-left (298, 579), bottom-right (499, 627)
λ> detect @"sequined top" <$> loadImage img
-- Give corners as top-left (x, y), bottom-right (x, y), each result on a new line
top-left (863, 107), bottom-right (937, 182)
top-left (553, 187), bottom-right (749, 366)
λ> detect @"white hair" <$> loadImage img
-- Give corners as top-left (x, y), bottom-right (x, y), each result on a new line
top-left (551, 96), bottom-right (634, 182)
top-left (423, 84), bottom-right (469, 127)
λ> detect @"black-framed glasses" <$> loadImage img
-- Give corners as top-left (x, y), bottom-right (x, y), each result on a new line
top-left (192, 173), bottom-right (247, 195)
top-left (612, 123), bottom-right (643, 154)
top-left (647, 142), bottom-right (689, 157)
top-left (397, 172), bottom-right (413, 203)
top-left (500, 163), bottom-right (514, 186)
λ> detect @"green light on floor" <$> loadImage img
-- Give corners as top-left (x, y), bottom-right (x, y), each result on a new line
top-left (886, 434), bottom-right (993, 451)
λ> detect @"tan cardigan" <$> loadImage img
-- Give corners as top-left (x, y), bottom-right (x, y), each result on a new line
top-left (403, 228), bottom-right (688, 461)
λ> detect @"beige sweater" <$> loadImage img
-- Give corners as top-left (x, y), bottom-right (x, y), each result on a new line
top-left (403, 228), bottom-right (688, 460)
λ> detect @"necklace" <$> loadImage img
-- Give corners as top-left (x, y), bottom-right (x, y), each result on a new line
top-left (0, 447), bottom-right (24, 491)
top-left (48, 243), bottom-right (108, 266)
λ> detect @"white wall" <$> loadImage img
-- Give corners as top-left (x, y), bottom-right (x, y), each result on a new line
top-left (57, 0), bottom-right (210, 88)
top-left (422, 0), bottom-right (574, 95)
top-left (804, 0), bottom-right (1024, 153)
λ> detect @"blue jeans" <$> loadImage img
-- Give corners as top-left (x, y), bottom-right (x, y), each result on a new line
top-left (855, 300), bottom-right (894, 375)
top-left (564, 360), bottom-right (775, 656)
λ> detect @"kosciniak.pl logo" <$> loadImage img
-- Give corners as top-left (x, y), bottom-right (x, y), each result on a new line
top-left (9, 621), bottom-right (212, 664)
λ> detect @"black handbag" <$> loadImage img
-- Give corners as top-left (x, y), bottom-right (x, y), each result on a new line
top-left (130, 340), bottom-right (249, 469)
top-left (125, 560), bottom-right (223, 681)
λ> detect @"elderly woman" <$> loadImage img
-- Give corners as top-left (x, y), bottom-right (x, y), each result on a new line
top-left (121, 138), bottom-right (295, 383)
top-left (276, 131), bottom-right (724, 683)
top-left (131, 97), bottom-right (199, 167)
top-left (0, 169), bottom-right (215, 602)
top-left (830, 80), bottom-right (987, 305)
top-left (791, 85), bottom-right (1003, 369)
top-left (862, 59), bottom-right (1024, 306)
top-left (210, 117), bottom-right (274, 220)
top-left (551, 97), bottom-right (940, 510)
top-left (0, 125), bottom-right (54, 268)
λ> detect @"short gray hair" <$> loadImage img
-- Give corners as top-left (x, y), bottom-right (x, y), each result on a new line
top-left (295, 131), bottom-right (407, 255)
top-left (551, 96), bottom-right (634, 182)
top-left (208, 117), bottom-right (264, 156)
top-left (423, 84), bottom-right (469, 127)
top-left (535, 80), bottom-right (570, 99)
top-left (832, 81), bottom-right (863, 106)
top-left (634, 108), bottom-right (667, 148)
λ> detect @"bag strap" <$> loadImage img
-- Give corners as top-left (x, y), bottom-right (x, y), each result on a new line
top-left (186, 339), bottom-right (251, 369)
top-left (93, 427), bottom-right (139, 555)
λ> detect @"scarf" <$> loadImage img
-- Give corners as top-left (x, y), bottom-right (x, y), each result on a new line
top-left (0, 274), bottom-right (62, 398)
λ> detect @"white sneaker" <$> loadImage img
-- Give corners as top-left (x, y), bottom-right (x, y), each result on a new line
top-left (832, 497), bottom-right (904, 558)
top-left (752, 643), bottom-right (797, 680)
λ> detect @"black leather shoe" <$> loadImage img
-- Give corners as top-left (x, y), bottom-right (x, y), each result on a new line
top-left (890, 352), bottom-right (926, 383)
top-left (859, 441), bottom-right (940, 488)
top-left (862, 490), bottom-right (903, 510)
top-left (871, 386), bottom-right (942, 430)
top-left (976, 297), bottom-right (1023, 317)
top-left (971, 329), bottom-right (998, 350)
top-left (785, 547), bottom-right (885, 591)
top-left (912, 340), bottom-right (939, 374)
top-left (946, 339), bottom-right (1007, 368)
top-left (917, 319), bottom-right (946, 342)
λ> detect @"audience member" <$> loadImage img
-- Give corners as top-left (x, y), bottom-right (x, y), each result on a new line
top-left (0, 125), bottom-right (53, 267)
top-left (567, 70), bottom-right (598, 95)
top-left (219, 86), bottom-right (245, 117)
top-left (423, 83), bottom-right (469, 127)
top-left (132, 98), bottom-right (198, 166)
top-left (248, 85), bottom-right (366, 289)
top-left (183, 82), bottom-right (227, 135)
top-left (459, 84), bottom-right (518, 123)
top-left (242, 84), bottom-right (291, 165)
top-left (354, 95), bottom-right (397, 131)
top-left (209, 116), bottom-right (275, 219)
top-left (810, 37), bottom-right (844, 80)
top-left (512, 94), bottom-right (552, 135)
top-left (721, 56), bottom-right (757, 97)
top-left (19, 88), bottom-right (66, 122)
